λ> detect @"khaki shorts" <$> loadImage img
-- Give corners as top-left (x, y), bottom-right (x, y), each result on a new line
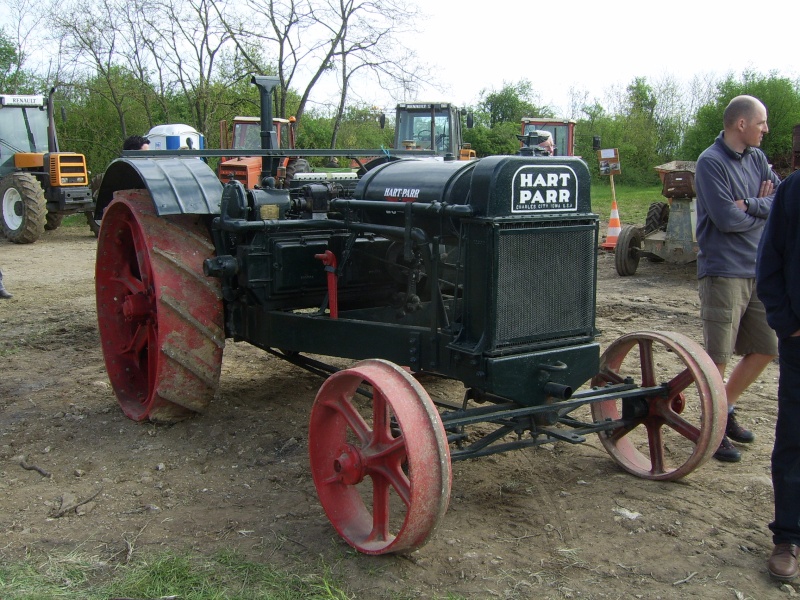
top-left (699, 276), bottom-right (778, 364)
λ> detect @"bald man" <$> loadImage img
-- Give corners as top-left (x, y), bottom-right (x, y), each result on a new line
top-left (695, 95), bottom-right (780, 463)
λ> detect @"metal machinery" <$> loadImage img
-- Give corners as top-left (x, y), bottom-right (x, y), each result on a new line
top-left (94, 77), bottom-right (726, 555)
top-left (615, 162), bottom-right (698, 276)
top-left (0, 89), bottom-right (94, 242)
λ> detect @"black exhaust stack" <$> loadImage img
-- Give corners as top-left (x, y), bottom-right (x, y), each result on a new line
top-left (251, 75), bottom-right (280, 183)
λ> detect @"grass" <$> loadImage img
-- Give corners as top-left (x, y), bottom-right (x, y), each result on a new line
top-left (62, 213), bottom-right (90, 228)
top-left (590, 183), bottom-right (665, 227)
top-left (0, 549), bottom-right (353, 600)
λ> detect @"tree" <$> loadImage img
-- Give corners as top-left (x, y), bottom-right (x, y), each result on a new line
top-left (681, 71), bottom-right (800, 174)
top-left (476, 80), bottom-right (554, 128)
top-left (217, 0), bottom-right (430, 143)
top-left (460, 80), bottom-right (555, 157)
top-left (0, 28), bottom-right (21, 90)
top-left (462, 121), bottom-right (519, 157)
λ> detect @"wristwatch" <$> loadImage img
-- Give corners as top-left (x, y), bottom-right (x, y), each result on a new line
top-left (744, 198), bottom-right (750, 211)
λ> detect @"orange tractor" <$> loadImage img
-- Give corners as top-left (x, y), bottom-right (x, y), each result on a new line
top-left (218, 114), bottom-right (309, 188)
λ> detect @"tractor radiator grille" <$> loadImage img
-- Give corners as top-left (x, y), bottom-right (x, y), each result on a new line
top-left (494, 220), bottom-right (596, 348)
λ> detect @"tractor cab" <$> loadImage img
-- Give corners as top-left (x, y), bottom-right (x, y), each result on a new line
top-left (218, 115), bottom-right (305, 188)
top-left (230, 116), bottom-right (293, 152)
top-left (394, 102), bottom-right (474, 160)
top-left (0, 95), bottom-right (50, 171)
top-left (520, 117), bottom-right (576, 157)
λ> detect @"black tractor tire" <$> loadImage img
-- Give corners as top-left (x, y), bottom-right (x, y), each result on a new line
top-left (0, 172), bottom-right (46, 244)
top-left (85, 173), bottom-right (104, 237)
top-left (644, 201), bottom-right (670, 234)
top-left (85, 211), bottom-right (101, 236)
top-left (615, 225), bottom-right (643, 277)
top-left (45, 212), bottom-right (64, 231)
top-left (285, 158), bottom-right (310, 184)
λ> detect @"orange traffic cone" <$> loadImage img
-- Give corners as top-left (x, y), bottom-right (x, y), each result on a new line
top-left (601, 199), bottom-right (621, 250)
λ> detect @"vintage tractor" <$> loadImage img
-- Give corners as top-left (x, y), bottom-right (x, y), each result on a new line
top-left (0, 89), bottom-right (94, 242)
top-left (94, 77), bottom-right (726, 556)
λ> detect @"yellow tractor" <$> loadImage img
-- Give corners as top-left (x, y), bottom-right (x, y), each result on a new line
top-left (0, 89), bottom-right (93, 243)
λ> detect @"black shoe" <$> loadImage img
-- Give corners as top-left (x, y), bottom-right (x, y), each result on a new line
top-left (713, 436), bottom-right (741, 462)
top-left (726, 410), bottom-right (755, 443)
top-left (0, 288), bottom-right (11, 299)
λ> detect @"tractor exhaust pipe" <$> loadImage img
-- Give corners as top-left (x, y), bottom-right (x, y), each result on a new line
top-left (251, 75), bottom-right (280, 182)
top-left (47, 87), bottom-right (59, 153)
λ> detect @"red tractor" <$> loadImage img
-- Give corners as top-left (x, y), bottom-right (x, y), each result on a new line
top-left (520, 117), bottom-right (577, 157)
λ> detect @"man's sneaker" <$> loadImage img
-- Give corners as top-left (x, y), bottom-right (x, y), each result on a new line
top-left (713, 436), bottom-right (741, 462)
top-left (726, 410), bottom-right (755, 443)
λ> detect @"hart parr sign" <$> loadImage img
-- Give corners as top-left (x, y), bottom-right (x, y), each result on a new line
top-left (383, 187), bottom-right (421, 201)
top-left (512, 165), bottom-right (578, 213)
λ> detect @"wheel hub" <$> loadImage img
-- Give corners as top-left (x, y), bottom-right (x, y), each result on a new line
top-left (3, 188), bottom-right (23, 230)
top-left (122, 291), bottom-right (155, 322)
top-left (333, 444), bottom-right (365, 485)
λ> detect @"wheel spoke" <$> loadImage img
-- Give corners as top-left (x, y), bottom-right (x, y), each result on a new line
top-left (118, 321), bottom-right (148, 362)
top-left (644, 420), bottom-right (665, 474)
top-left (659, 409), bottom-right (701, 443)
top-left (638, 338), bottom-right (656, 387)
top-left (597, 367), bottom-right (625, 385)
top-left (607, 419), bottom-right (640, 443)
top-left (364, 440), bottom-right (411, 508)
top-left (372, 392), bottom-right (390, 444)
top-left (666, 367), bottom-right (694, 399)
top-left (323, 391), bottom-right (372, 444)
top-left (369, 474), bottom-right (391, 542)
top-left (112, 262), bottom-right (145, 296)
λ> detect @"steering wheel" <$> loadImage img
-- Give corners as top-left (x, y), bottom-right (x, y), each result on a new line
top-left (415, 131), bottom-right (431, 149)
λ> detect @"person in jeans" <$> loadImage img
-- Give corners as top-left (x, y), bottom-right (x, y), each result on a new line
top-left (756, 169), bottom-right (800, 581)
top-left (694, 94), bottom-right (779, 463)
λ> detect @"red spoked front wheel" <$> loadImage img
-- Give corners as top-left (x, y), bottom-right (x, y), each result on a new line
top-left (591, 331), bottom-right (726, 480)
top-left (309, 359), bottom-right (452, 554)
top-left (95, 191), bottom-right (224, 422)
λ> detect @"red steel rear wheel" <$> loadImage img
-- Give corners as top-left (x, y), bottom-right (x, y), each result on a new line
top-left (591, 331), bottom-right (726, 480)
top-left (95, 191), bottom-right (224, 422)
top-left (309, 359), bottom-right (451, 554)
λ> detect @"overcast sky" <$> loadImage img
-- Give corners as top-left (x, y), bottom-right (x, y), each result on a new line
top-left (403, 0), bottom-right (800, 116)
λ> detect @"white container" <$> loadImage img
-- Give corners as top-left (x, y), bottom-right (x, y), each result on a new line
top-left (146, 124), bottom-right (204, 150)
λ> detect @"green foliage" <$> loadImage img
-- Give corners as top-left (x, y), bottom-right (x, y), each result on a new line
top-left (298, 104), bottom-right (391, 167)
top-left (574, 77), bottom-right (677, 186)
top-left (0, 28), bottom-right (37, 93)
top-left (475, 80), bottom-right (554, 127)
top-left (463, 122), bottom-right (520, 157)
top-left (680, 71), bottom-right (800, 173)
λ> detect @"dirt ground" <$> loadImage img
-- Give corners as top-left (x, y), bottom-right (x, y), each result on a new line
top-left (0, 224), bottom-right (795, 600)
